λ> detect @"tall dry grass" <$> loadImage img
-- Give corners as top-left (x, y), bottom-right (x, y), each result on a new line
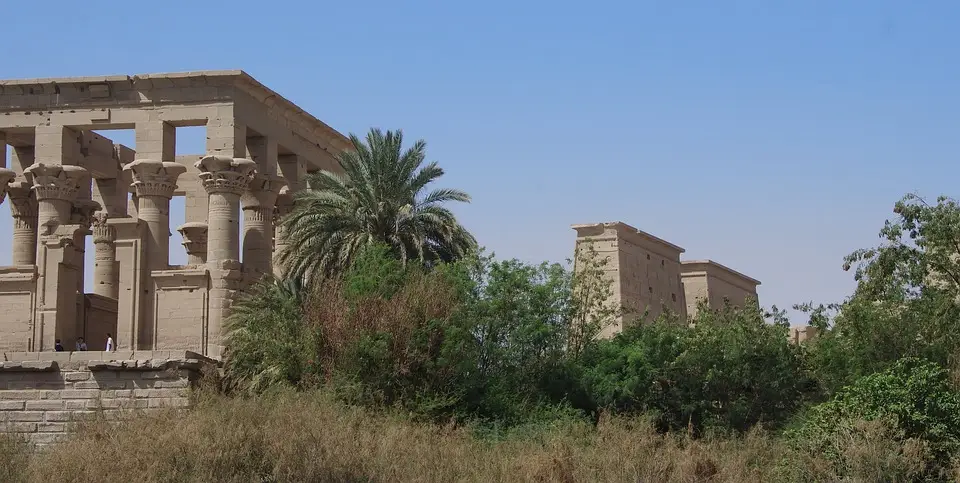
top-left (0, 390), bottom-right (942, 483)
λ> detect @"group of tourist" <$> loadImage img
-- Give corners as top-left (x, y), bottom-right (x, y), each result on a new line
top-left (52, 333), bottom-right (115, 352)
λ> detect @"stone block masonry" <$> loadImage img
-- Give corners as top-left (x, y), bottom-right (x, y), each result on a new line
top-left (0, 70), bottom-right (353, 359)
top-left (572, 221), bottom-right (762, 336)
top-left (0, 351), bottom-right (216, 445)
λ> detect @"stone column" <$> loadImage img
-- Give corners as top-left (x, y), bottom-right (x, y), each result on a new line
top-left (6, 180), bottom-right (38, 266)
top-left (23, 163), bottom-right (90, 351)
top-left (70, 200), bottom-right (101, 294)
top-left (24, 163), bottom-right (89, 234)
top-left (92, 212), bottom-right (119, 299)
top-left (122, 160), bottom-right (187, 270)
top-left (272, 187), bottom-right (294, 278)
top-left (195, 155), bottom-right (257, 357)
top-left (196, 156), bottom-right (258, 264)
top-left (241, 175), bottom-right (286, 280)
top-left (178, 223), bottom-right (208, 266)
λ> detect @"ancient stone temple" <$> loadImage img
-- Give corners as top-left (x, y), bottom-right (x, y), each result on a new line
top-left (0, 71), bottom-right (351, 358)
top-left (572, 221), bottom-right (761, 336)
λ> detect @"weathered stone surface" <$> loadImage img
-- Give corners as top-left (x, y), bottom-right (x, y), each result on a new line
top-left (0, 356), bottom-right (209, 445)
top-left (25, 400), bottom-right (64, 411)
top-left (0, 361), bottom-right (58, 372)
top-left (87, 361), bottom-right (123, 371)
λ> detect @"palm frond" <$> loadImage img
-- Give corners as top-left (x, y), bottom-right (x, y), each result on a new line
top-left (277, 127), bottom-right (478, 282)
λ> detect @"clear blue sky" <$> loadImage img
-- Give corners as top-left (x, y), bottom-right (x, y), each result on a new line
top-left (2, 0), bottom-right (958, 323)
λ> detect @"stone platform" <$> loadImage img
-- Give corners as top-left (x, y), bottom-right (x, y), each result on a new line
top-left (0, 351), bottom-right (217, 445)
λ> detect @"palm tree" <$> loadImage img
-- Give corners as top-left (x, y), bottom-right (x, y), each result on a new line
top-left (222, 276), bottom-right (311, 394)
top-left (277, 128), bottom-right (477, 283)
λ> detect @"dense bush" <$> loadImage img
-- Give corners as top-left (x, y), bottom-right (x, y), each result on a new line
top-left (306, 246), bottom-right (614, 426)
top-left (222, 277), bottom-right (314, 394)
top-left (224, 243), bottom-right (815, 436)
top-left (789, 358), bottom-right (960, 479)
top-left (580, 302), bottom-right (813, 434)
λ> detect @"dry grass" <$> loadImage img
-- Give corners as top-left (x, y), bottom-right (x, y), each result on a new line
top-left (0, 390), bottom-right (942, 483)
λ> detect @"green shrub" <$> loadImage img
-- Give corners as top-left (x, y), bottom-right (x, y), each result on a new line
top-left (581, 302), bottom-right (813, 434)
top-left (789, 358), bottom-right (960, 478)
top-left (222, 277), bottom-right (315, 394)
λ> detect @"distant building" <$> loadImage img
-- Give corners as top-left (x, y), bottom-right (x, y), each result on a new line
top-left (679, 260), bottom-right (760, 318)
top-left (572, 221), bottom-right (760, 337)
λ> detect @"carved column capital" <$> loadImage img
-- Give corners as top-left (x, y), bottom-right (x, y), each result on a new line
top-left (6, 180), bottom-right (38, 219)
top-left (123, 159), bottom-right (188, 199)
top-left (273, 187), bottom-right (295, 224)
top-left (242, 174), bottom-right (287, 207)
top-left (242, 175), bottom-right (287, 224)
top-left (177, 222), bottom-right (208, 264)
top-left (0, 168), bottom-right (15, 205)
top-left (70, 200), bottom-right (101, 237)
top-left (195, 156), bottom-right (258, 195)
top-left (92, 212), bottom-right (116, 244)
top-left (24, 163), bottom-right (89, 202)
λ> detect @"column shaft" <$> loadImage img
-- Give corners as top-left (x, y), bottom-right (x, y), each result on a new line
top-left (93, 214), bottom-right (118, 299)
top-left (272, 190), bottom-right (294, 278)
top-left (94, 242), bottom-right (118, 298)
top-left (209, 192), bottom-right (241, 263)
top-left (8, 181), bottom-right (38, 266)
top-left (242, 207), bottom-right (270, 275)
top-left (138, 195), bottom-right (171, 270)
top-left (12, 218), bottom-right (38, 265)
top-left (241, 175), bottom-right (285, 279)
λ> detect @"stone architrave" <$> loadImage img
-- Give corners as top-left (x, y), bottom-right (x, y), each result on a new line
top-left (6, 180), bottom-right (38, 266)
top-left (24, 163), bottom-right (89, 235)
top-left (92, 212), bottom-right (119, 299)
top-left (177, 222), bottom-right (208, 265)
top-left (241, 174), bottom-right (286, 279)
top-left (122, 159), bottom-right (188, 271)
top-left (195, 155), bottom-right (257, 357)
top-left (272, 186), bottom-right (294, 278)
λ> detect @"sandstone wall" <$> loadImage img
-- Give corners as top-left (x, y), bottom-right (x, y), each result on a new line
top-left (0, 267), bottom-right (37, 352)
top-left (0, 351), bottom-right (214, 445)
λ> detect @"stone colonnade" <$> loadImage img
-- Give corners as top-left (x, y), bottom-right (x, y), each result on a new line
top-left (0, 70), bottom-right (351, 357)
top-left (0, 152), bottom-right (291, 355)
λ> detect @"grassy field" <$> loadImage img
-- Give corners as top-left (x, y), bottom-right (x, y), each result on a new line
top-left (0, 390), bottom-right (941, 483)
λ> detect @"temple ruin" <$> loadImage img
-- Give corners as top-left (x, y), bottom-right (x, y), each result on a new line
top-left (572, 221), bottom-right (761, 336)
top-left (0, 70), bottom-right (351, 358)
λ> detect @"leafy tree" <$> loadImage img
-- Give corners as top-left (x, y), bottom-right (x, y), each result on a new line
top-left (580, 301), bottom-right (813, 434)
top-left (805, 194), bottom-right (960, 393)
top-left (568, 243), bottom-right (621, 355)
top-left (844, 193), bottom-right (960, 301)
top-left (222, 277), bottom-right (313, 394)
top-left (277, 128), bottom-right (477, 283)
